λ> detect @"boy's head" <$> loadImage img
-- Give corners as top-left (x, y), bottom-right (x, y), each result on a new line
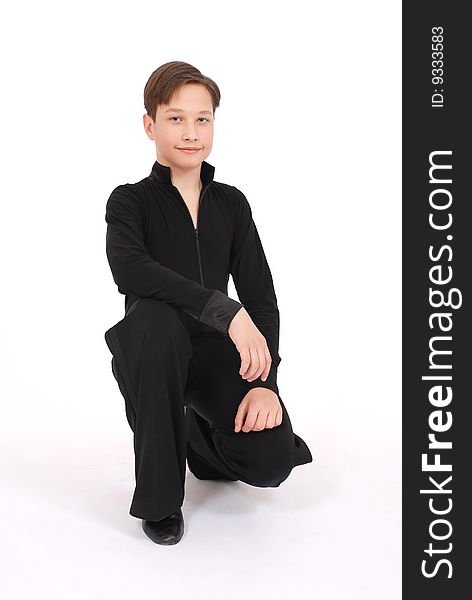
top-left (143, 61), bottom-right (220, 170)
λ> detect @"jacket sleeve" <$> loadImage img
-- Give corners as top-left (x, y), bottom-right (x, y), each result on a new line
top-left (230, 186), bottom-right (282, 395)
top-left (105, 184), bottom-right (243, 334)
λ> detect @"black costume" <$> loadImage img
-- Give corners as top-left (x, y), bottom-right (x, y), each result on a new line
top-left (104, 159), bottom-right (313, 521)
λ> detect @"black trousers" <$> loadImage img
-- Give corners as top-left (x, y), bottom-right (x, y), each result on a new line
top-left (104, 297), bottom-right (313, 522)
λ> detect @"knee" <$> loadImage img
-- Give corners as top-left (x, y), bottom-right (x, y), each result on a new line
top-left (113, 299), bottom-right (192, 363)
top-left (132, 298), bottom-right (177, 325)
top-left (246, 460), bottom-right (292, 488)
top-left (239, 433), bottom-right (294, 488)
top-left (130, 299), bottom-right (189, 343)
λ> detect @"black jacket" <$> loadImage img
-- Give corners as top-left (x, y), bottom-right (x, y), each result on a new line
top-left (105, 159), bottom-right (281, 392)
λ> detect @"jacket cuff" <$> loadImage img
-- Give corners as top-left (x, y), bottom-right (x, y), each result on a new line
top-left (199, 290), bottom-right (243, 334)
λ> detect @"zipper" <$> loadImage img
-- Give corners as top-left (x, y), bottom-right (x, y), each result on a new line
top-left (194, 184), bottom-right (210, 286)
top-left (173, 182), bottom-right (211, 287)
top-left (195, 228), bottom-right (204, 286)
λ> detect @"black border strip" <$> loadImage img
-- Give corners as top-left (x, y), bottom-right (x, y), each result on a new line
top-left (403, 2), bottom-right (470, 596)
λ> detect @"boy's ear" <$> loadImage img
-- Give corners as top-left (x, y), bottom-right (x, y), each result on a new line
top-left (142, 114), bottom-right (156, 140)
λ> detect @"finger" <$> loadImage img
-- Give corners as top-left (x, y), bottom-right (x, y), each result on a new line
top-left (242, 407), bottom-right (258, 432)
top-left (259, 348), bottom-right (272, 382)
top-left (253, 410), bottom-right (269, 431)
top-left (275, 407), bottom-right (283, 426)
top-left (239, 350), bottom-right (251, 377)
top-left (247, 346), bottom-right (265, 382)
top-left (265, 410), bottom-right (276, 429)
top-left (241, 348), bottom-right (258, 378)
top-left (234, 401), bottom-right (248, 432)
top-left (244, 346), bottom-right (260, 380)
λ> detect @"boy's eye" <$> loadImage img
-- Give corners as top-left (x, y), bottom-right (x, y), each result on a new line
top-left (170, 116), bottom-right (208, 122)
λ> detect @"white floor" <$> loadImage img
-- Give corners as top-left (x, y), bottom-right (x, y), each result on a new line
top-left (0, 410), bottom-right (400, 599)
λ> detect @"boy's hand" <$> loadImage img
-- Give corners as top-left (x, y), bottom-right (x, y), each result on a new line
top-left (228, 308), bottom-right (272, 383)
top-left (234, 388), bottom-right (282, 432)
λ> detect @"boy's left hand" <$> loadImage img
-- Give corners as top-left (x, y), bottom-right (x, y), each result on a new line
top-left (234, 388), bottom-right (282, 433)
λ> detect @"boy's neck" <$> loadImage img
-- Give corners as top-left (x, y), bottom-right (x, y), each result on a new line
top-left (164, 161), bottom-right (203, 195)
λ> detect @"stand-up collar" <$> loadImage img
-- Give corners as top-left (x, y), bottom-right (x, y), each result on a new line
top-left (149, 159), bottom-right (215, 187)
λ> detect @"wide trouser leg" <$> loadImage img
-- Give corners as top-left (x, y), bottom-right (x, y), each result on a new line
top-left (184, 333), bottom-right (313, 488)
top-left (104, 298), bottom-right (194, 522)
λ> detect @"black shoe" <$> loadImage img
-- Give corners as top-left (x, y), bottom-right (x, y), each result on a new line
top-left (142, 508), bottom-right (184, 545)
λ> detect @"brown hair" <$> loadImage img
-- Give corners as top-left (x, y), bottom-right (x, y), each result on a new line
top-left (144, 61), bottom-right (221, 122)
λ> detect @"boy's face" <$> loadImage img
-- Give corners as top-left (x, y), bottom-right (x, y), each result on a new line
top-left (144, 83), bottom-right (214, 171)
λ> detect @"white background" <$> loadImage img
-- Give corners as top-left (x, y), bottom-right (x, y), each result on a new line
top-left (0, 1), bottom-right (401, 598)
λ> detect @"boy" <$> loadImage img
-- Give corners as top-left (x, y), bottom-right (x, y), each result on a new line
top-left (104, 61), bottom-right (313, 545)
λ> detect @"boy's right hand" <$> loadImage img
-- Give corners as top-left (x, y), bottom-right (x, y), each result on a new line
top-left (228, 308), bottom-right (272, 383)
